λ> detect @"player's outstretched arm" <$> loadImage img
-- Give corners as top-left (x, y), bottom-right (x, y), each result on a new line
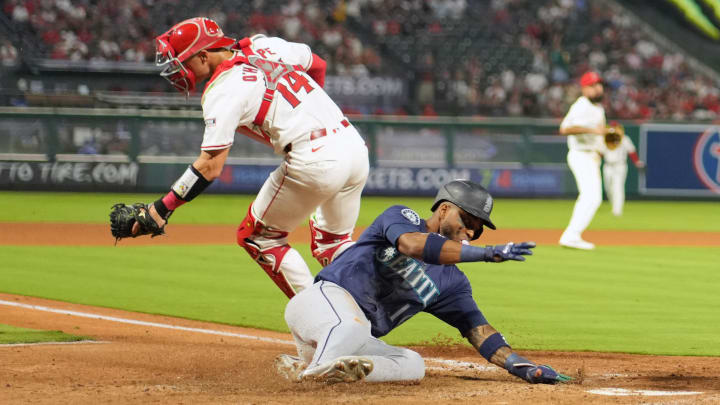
top-left (465, 324), bottom-right (572, 384)
top-left (396, 232), bottom-right (535, 264)
top-left (110, 148), bottom-right (230, 242)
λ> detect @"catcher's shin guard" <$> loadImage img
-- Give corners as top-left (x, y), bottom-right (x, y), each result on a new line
top-left (240, 239), bottom-right (295, 298)
top-left (309, 217), bottom-right (354, 267)
top-left (237, 204), bottom-right (296, 298)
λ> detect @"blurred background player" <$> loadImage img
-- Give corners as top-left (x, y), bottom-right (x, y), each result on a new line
top-left (557, 71), bottom-right (607, 250)
top-left (602, 122), bottom-right (646, 217)
top-left (276, 180), bottom-right (571, 385)
top-left (135, 17), bottom-right (369, 298)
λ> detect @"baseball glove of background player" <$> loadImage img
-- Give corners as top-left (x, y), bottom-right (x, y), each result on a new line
top-left (604, 122), bottom-right (624, 150)
top-left (109, 203), bottom-right (166, 243)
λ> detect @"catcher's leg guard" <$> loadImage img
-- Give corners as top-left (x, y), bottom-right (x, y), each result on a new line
top-left (241, 239), bottom-right (296, 298)
top-left (237, 204), bottom-right (297, 298)
top-left (309, 216), bottom-right (354, 267)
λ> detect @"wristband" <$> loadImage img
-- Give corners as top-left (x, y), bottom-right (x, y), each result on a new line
top-left (172, 165), bottom-right (212, 202)
top-left (460, 244), bottom-right (490, 262)
top-left (422, 233), bottom-right (447, 264)
top-left (153, 190), bottom-right (185, 220)
top-left (478, 332), bottom-right (511, 361)
top-left (161, 190), bottom-right (185, 210)
top-left (153, 198), bottom-right (171, 220)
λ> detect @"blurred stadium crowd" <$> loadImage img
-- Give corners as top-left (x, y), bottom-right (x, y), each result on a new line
top-left (2, 0), bottom-right (720, 120)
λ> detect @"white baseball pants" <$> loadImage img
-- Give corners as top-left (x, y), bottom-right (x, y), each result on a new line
top-left (285, 281), bottom-right (425, 382)
top-left (562, 150), bottom-right (602, 240)
top-left (603, 162), bottom-right (627, 217)
top-left (251, 125), bottom-right (369, 294)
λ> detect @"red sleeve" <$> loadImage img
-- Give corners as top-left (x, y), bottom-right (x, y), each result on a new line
top-left (628, 151), bottom-right (640, 164)
top-left (306, 53), bottom-right (326, 87)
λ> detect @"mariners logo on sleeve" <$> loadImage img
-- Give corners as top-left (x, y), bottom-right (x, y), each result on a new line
top-left (401, 208), bottom-right (420, 225)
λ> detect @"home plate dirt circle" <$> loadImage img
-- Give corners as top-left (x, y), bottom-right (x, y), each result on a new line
top-left (587, 388), bottom-right (704, 397)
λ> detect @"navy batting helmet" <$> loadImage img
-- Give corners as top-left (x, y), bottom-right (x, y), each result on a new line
top-left (431, 180), bottom-right (496, 231)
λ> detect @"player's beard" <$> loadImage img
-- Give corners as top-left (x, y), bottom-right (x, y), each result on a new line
top-left (589, 93), bottom-right (604, 103)
top-left (438, 223), bottom-right (455, 240)
top-left (439, 222), bottom-right (467, 242)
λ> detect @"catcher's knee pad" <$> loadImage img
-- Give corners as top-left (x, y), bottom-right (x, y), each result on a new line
top-left (309, 217), bottom-right (354, 267)
top-left (237, 204), bottom-right (261, 246)
top-left (237, 204), bottom-right (289, 246)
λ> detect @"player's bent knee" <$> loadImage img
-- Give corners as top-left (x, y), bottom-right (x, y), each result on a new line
top-left (336, 318), bottom-right (370, 339)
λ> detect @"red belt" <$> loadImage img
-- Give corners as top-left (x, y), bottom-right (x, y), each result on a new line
top-left (285, 119), bottom-right (351, 153)
top-left (310, 119), bottom-right (350, 141)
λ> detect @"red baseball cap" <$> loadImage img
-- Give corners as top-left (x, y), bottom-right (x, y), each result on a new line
top-left (579, 71), bottom-right (602, 87)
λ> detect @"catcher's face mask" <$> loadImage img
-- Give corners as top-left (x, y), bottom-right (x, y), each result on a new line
top-left (155, 17), bottom-right (235, 95)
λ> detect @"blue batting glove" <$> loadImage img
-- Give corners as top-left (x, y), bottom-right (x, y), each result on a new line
top-left (486, 241), bottom-right (536, 262)
top-left (525, 365), bottom-right (573, 384)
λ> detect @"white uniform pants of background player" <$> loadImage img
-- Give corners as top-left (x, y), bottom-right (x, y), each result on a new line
top-left (603, 162), bottom-right (627, 217)
top-left (285, 280), bottom-right (425, 382)
top-left (249, 124), bottom-right (369, 295)
top-left (561, 150), bottom-right (602, 240)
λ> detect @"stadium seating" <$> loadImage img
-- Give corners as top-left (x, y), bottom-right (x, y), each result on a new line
top-left (2, 0), bottom-right (720, 120)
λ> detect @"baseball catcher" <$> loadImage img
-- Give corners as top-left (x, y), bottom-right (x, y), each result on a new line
top-left (109, 203), bottom-right (167, 244)
top-left (107, 16), bottom-right (369, 302)
top-left (604, 121), bottom-right (624, 150)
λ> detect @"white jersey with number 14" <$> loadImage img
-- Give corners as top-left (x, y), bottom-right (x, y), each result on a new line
top-left (200, 35), bottom-right (346, 155)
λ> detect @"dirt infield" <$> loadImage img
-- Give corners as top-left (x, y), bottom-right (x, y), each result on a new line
top-left (1, 224), bottom-right (719, 403)
top-left (2, 222), bottom-right (720, 246)
top-left (1, 293), bottom-right (719, 404)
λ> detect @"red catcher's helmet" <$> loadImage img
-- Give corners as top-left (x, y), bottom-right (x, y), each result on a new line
top-left (155, 17), bottom-right (236, 94)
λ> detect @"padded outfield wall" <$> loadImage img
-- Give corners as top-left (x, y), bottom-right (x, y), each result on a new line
top-left (0, 107), bottom-right (718, 199)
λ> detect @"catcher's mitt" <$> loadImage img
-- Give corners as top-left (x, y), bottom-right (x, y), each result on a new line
top-left (604, 122), bottom-right (624, 150)
top-left (109, 203), bottom-right (166, 244)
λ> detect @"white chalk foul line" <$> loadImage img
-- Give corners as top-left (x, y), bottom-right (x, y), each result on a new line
top-left (587, 388), bottom-right (703, 397)
top-left (1, 299), bottom-right (632, 379)
top-left (0, 299), bottom-right (293, 346)
top-left (0, 298), bottom-right (499, 374)
top-left (425, 357), bottom-right (498, 372)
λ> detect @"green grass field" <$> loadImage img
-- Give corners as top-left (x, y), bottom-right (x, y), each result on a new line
top-left (0, 324), bottom-right (86, 344)
top-left (1, 191), bottom-right (719, 355)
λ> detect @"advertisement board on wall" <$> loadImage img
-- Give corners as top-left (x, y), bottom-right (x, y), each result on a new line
top-left (640, 124), bottom-right (720, 197)
top-left (0, 161), bottom-right (570, 197)
top-left (208, 164), bottom-right (569, 197)
top-left (0, 161), bottom-right (139, 191)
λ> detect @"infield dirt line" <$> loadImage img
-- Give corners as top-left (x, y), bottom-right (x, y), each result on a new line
top-left (0, 340), bottom-right (108, 347)
top-left (2, 223), bottom-right (719, 246)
